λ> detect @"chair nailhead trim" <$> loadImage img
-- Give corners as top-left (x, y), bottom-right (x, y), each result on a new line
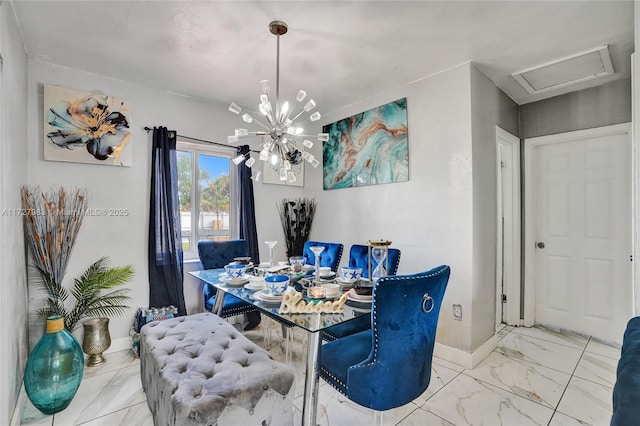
top-left (351, 267), bottom-right (448, 370)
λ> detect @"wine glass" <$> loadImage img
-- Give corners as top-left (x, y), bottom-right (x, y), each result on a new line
top-left (265, 240), bottom-right (277, 268)
top-left (309, 246), bottom-right (325, 285)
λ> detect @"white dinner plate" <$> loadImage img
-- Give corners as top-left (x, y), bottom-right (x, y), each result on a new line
top-left (244, 282), bottom-right (264, 291)
top-left (252, 290), bottom-right (283, 303)
top-left (311, 271), bottom-right (336, 279)
top-left (347, 288), bottom-right (372, 301)
top-left (219, 275), bottom-right (250, 286)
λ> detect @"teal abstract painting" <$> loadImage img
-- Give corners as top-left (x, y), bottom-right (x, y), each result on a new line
top-left (323, 98), bottom-right (408, 190)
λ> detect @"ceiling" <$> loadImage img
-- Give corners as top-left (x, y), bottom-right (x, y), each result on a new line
top-left (10, 1), bottom-right (634, 115)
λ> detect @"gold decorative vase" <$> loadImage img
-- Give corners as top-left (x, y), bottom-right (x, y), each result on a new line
top-left (82, 318), bottom-right (111, 367)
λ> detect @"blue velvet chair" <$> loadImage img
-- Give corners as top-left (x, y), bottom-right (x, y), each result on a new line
top-left (321, 244), bottom-right (401, 342)
top-left (346, 244), bottom-right (401, 278)
top-left (197, 240), bottom-right (259, 318)
top-left (319, 265), bottom-right (450, 412)
top-left (611, 316), bottom-right (640, 426)
top-left (302, 240), bottom-right (344, 271)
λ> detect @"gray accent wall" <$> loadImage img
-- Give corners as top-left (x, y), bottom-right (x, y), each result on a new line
top-left (470, 64), bottom-right (519, 350)
top-left (520, 78), bottom-right (631, 139)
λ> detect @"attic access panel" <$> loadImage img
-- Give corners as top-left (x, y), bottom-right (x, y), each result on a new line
top-left (512, 45), bottom-right (614, 95)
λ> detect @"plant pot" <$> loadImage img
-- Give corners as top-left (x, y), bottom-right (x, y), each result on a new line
top-left (82, 318), bottom-right (111, 367)
top-left (24, 315), bottom-right (84, 414)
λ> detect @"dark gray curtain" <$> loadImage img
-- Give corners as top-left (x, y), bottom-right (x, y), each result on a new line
top-left (237, 145), bottom-right (260, 264)
top-left (148, 127), bottom-right (186, 315)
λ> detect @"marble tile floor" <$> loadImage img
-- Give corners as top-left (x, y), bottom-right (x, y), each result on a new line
top-left (20, 323), bottom-right (621, 426)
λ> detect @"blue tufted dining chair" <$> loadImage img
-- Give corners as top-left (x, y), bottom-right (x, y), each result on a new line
top-left (321, 244), bottom-right (401, 342)
top-left (302, 240), bottom-right (344, 271)
top-left (319, 265), bottom-right (450, 414)
top-left (347, 244), bottom-right (401, 278)
top-left (197, 240), bottom-right (260, 319)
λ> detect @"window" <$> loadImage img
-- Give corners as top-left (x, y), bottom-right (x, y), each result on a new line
top-left (177, 138), bottom-right (237, 260)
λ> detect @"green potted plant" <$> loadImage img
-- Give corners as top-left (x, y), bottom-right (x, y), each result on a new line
top-left (22, 186), bottom-right (134, 331)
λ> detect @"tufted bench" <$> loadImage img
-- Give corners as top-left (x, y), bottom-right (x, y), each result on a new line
top-left (140, 312), bottom-right (295, 425)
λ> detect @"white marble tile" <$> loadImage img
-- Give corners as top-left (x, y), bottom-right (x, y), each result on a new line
top-left (585, 339), bottom-right (621, 360)
top-left (82, 349), bottom-right (139, 379)
top-left (53, 364), bottom-right (146, 425)
top-left (292, 381), bottom-right (418, 426)
top-left (497, 332), bottom-right (583, 374)
top-left (463, 351), bottom-right (571, 408)
top-left (422, 373), bottom-right (554, 426)
top-left (75, 402), bottom-right (153, 426)
top-left (548, 411), bottom-right (598, 426)
top-left (512, 326), bottom-right (589, 350)
top-left (555, 376), bottom-right (613, 426)
top-left (397, 407), bottom-right (455, 425)
top-left (412, 363), bottom-right (460, 406)
top-left (432, 356), bottom-right (465, 373)
top-left (496, 326), bottom-right (514, 341)
top-left (20, 398), bottom-right (53, 426)
top-left (573, 351), bottom-right (617, 387)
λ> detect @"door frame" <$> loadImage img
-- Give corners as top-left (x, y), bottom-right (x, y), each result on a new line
top-left (496, 127), bottom-right (521, 328)
top-left (522, 122), bottom-right (632, 326)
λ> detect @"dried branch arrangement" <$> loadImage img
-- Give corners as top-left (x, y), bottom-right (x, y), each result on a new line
top-left (21, 186), bottom-right (89, 284)
top-left (21, 186), bottom-right (133, 330)
top-left (277, 198), bottom-right (317, 258)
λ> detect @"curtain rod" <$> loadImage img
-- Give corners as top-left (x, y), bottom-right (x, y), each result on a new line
top-left (144, 126), bottom-right (236, 150)
top-left (143, 127), bottom-right (262, 154)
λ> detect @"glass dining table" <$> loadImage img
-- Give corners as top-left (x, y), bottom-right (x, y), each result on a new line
top-left (189, 268), bottom-right (371, 426)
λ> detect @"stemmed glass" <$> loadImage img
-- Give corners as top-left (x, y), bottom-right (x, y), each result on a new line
top-left (265, 241), bottom-right (277, 268)
top-left (309, 246), bottom-right (325, 285)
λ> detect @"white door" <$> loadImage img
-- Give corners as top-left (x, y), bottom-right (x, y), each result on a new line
top-left (496, 127), bottom-right (521, 329)
top-left (530, 125), bottom-right (631, 343)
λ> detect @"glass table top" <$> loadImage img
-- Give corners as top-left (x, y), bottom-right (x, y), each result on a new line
top-left (190, 269), bottom-right (371, 333)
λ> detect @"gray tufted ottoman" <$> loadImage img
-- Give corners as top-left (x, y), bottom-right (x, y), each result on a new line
top-left (140, 312), bottom-right (295, 425)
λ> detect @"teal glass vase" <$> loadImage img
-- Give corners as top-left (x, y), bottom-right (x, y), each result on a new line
top-left (24, 315), bottom-right (84, 414)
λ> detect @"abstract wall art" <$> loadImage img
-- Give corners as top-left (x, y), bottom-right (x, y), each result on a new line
top-left (43, 84), bottom-right (132, 166)
top-left (322, 97), bottom-right (408, 190)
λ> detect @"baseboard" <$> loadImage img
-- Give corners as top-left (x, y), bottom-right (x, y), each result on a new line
top-left (434, 334), bottom-right (497, 369)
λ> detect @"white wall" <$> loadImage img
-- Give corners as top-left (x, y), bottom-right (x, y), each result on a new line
top-left (304, 64), bottom-right (477, 351)
top-left (0, 2), bottom-right (29, 424)
top-left (26, 60), bottom-right (299, 342)
top-left (302, 63), bottom-right (518, 354)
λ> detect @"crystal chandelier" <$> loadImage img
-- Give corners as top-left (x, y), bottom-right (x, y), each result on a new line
top-left (227, 21), bottom-right (327, 183)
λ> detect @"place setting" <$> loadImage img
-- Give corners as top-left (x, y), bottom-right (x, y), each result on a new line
top-left (243, 276), bottom-right (266, 292)
top-left (251, 274), bottom-right (289, 304)
top-left (310, 266), bottom-right (336, 282)
top-left (219, 263), bottom-right (251, 286)
top-left (335, 266), bottom-right (364, 290)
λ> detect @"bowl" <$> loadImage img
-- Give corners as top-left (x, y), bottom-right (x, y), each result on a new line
top-left (224, 263), bottom-right (246, 279)
top-left (264, 274), bottom-right (290, 296)
top-left (341, 266), bottom-right (363, 282)
top-left (352, 286), bottom-right (373, 296)
top-left (321, 283), bottom-right (341, 298)
top-left (319, 266), bottom-right (332, 276)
